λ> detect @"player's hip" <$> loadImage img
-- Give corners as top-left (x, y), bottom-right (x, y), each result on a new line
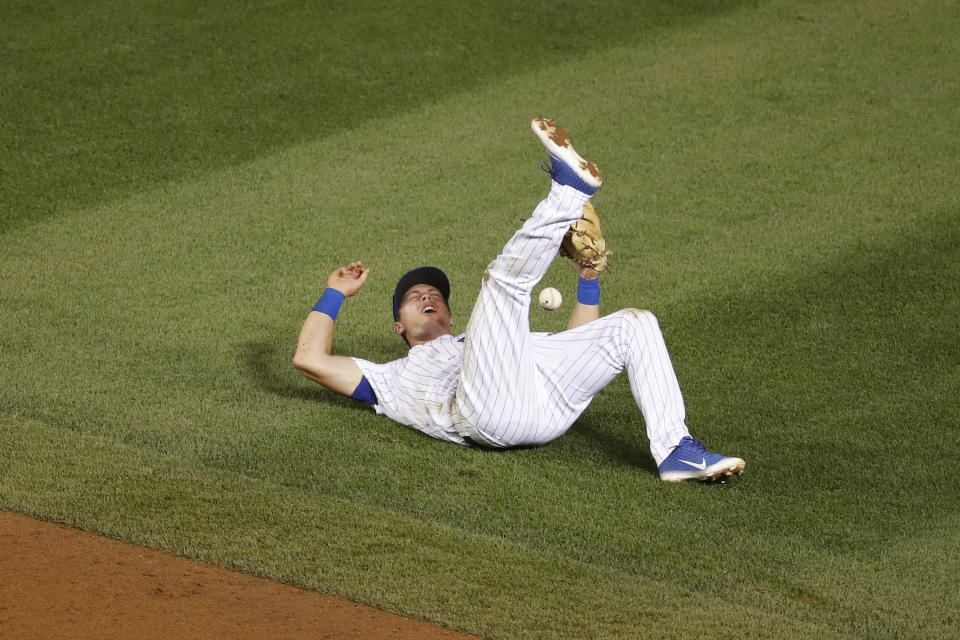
top-left (450, 393), bottom-right (586, 448)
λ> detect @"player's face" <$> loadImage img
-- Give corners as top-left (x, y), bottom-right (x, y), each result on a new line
top-left (394, 284), bottom-right (453, 345)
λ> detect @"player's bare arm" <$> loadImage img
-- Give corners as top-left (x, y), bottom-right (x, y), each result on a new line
top-left (293, 262), bottom-right (369, 396)
top-left (567, 263), bottom-right (601, 330)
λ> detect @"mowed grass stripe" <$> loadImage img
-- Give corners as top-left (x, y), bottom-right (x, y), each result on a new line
top-left (0, 0), bottom-right (750, 231)
top-left (2, 0), bottom-right (958, 637)
top-left (1, 414), bottom-right (852, 640)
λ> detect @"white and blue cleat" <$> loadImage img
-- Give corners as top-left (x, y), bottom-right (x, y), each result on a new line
top-left (658, 436), bottom-right (746, 483)
top-left (532, 116), bottom-right (603, 195)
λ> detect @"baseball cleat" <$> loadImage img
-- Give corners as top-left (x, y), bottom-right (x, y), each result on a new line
top-left (658, 436), bottom-right (746, 483)
top-left (532, 116), bottom-right (603, 195)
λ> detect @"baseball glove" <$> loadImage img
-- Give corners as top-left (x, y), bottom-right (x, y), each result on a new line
top-left (559, 201), bottom-right (612, 272)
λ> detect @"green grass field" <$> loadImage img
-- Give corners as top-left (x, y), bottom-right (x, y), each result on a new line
top-left (2, 0), bottom-right (958, 637)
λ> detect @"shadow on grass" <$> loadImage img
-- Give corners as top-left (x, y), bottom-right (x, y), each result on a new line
top-left (239, 339), bottom-right (354, 409)
top-left (571, 419), bottom-right (660, 476)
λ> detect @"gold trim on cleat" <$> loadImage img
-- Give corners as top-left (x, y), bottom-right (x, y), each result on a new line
top-left (534, 116), bottom-right (572, 148)
top-left (660, 458), bottom-right (746, 483)
top-left (582, 160), bottom-right (602, 181)
top-left (531, 116), bottom-right (604, 187)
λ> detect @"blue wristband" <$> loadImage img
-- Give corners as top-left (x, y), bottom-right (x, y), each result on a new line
top-left (312, 288), bottom-right (346, 320)
top-left (577, 276), bottom-right (601, 305)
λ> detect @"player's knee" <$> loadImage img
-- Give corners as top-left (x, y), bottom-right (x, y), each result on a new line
top-left (617, 308), bottom-right (659, 331)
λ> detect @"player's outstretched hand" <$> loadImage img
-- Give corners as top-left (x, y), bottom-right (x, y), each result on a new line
top-left (328, 261), bottom-right (370, 297)
top-left (572, 261), bottom-right (599, 281)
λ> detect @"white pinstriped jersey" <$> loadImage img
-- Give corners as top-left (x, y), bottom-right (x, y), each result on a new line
top-left (351, 333), bottom-right (470, 445)
top-left (351, 328), bottom-right (594, 447)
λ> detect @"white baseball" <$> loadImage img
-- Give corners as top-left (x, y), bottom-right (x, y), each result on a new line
top-left (538, 287), bottom-right (562, 310)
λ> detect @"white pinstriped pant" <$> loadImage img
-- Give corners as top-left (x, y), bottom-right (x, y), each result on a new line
top-left (452, 182), bottom-right (691, 465)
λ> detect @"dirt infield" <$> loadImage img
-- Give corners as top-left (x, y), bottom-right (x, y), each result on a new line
top-left (0, 511), bottom-right (480, 639)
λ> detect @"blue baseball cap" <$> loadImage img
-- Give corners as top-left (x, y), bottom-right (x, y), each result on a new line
top-left (393, 266), bottom-right (450, 320)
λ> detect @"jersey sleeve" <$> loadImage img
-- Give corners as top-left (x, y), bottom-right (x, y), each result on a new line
top-left (350, 356), bottom-right (389, 413)
top-left (349, 376), bottom-right (378, 405)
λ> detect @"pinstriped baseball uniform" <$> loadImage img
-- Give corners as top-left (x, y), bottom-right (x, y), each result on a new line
top-left (352, 181), bottom-right (692, 465)
top-left (353, 333), bottom-right (470, 446)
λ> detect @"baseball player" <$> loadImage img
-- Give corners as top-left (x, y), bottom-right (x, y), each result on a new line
top-left (294, 117), bottom-right (746, 482)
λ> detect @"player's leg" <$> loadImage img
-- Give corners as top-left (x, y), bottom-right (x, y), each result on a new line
top-left (453, 118), bottom-right (600, 446)
top-left (532, 309), bottom-right (745, 481)
top-left (532, 309), bottom-right (689, 459)
top-left (455, 183), bottom-right (590, 446)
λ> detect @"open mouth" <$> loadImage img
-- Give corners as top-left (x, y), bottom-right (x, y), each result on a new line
top-left (422, 305), bottom-right (436, 314)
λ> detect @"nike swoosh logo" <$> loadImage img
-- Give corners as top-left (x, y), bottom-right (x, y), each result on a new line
top-left (679, 458), bottom-right (707, 470)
